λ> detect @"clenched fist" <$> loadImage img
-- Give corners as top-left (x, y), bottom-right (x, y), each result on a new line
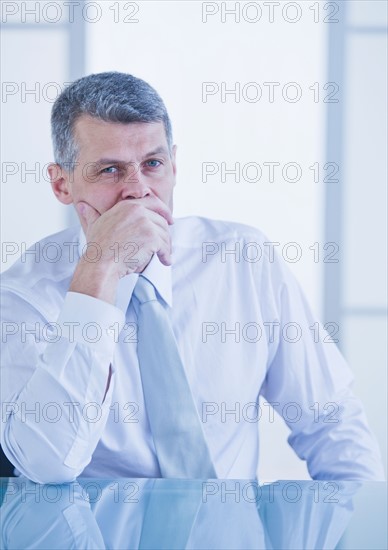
top-left (69, 197), bottom-right (174, 304)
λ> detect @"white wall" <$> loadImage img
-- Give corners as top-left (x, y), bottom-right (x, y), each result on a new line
top-left (1, 27), bottom-right (70, 264)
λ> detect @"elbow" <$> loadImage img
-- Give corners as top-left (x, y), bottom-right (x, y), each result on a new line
top-left (1, 424), bottom-right (84, 485)
top-left (20, 460), bottom-right (79, 485)
top-left (3, 444), bottom-right (81, 485)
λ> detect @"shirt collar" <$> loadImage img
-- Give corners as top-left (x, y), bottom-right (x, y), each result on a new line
top-left (78, 227), bottom-right (172, 313)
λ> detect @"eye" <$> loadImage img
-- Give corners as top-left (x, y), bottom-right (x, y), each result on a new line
top-left (101, 166), bottom-right (118, 174)
top-left (146, 159), bottom-right (162, 168)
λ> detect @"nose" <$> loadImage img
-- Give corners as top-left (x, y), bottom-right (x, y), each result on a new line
top-left (121, 164), bottom-right (151, 200)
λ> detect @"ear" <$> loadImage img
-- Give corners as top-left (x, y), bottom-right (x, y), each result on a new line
top-left (48, 163), bottom-right (73, 205)
top-left (171, 144), bottom-right (177, 181)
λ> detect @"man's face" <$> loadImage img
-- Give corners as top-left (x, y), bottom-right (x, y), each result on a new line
top-left (50, 116), bottom-right (177, 229)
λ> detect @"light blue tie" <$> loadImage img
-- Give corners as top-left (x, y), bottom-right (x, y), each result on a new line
top-left (132, 275), bottom-right (216, 478)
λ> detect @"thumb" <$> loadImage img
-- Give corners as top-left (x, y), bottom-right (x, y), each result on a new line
top-left (76, 201), bottom-right (100, 228)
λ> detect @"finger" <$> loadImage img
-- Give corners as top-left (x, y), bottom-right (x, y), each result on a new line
top-left (130, 197), bottom-right (174, 225)
top-left (157, 246), bottom-right (172, 266)
top-left (151, 203), bottom-right (174, 226)
top-left (121, 205), bottom-right (170, 235)
top-left (146, 209), bottom-right (170, 232)
top-left (152, 222), bottom-right (171, 249)
top-left (76, 201), bottom-right (101, 228)
top-left (155, 231), bottom-right (172, 266)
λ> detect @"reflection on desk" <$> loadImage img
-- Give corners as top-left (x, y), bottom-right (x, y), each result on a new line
top-left (0, 479), bottom-right (386, 549)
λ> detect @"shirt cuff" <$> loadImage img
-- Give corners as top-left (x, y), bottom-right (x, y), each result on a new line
top-left (56, 291), bottom-right (125, 355)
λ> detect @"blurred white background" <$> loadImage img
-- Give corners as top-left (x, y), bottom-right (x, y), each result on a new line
top-left (1, 0), bottom-right (387, 480)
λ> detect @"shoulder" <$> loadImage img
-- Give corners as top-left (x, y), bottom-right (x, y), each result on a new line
top-left (171, 215), bottom-right (298, 295)
top-left (172, 215), bottom-right (270, 248)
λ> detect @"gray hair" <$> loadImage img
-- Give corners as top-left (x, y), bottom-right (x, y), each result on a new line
top-left (51, 72), bottom-right (173, 170)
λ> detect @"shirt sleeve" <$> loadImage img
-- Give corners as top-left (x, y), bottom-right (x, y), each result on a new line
top-left (1, 290), bottom-right (125, 484)
top-left (258, 251), bottom-right (385, 480)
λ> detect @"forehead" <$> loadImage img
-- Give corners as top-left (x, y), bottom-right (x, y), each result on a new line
top-left (73, 116), bottom-right (167, 157)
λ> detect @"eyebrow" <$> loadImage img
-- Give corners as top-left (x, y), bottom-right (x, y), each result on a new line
top-left (95, 147), bottom-right (170, 166)
top-left (142, 146), bottom-right (169, 159)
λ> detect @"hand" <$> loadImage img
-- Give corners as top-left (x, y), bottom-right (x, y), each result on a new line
top-left (69, 197), bottom-right (174, 304)
top-left (78, 197), bottom-right (174, 277)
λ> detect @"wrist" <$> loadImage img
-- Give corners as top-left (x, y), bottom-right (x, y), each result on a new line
top-left (69, 257), bottom-right (120, 305)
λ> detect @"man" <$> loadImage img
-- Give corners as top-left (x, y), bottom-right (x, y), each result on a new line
top-left (1, 72), bottom-right (384, 483)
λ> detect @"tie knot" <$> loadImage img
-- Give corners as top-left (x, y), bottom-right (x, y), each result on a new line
top-left (133, 276), bottom-right (158, 304)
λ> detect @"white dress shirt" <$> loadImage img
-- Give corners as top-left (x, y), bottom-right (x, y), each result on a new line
top-left (1, 216), bottom-right (384, 483)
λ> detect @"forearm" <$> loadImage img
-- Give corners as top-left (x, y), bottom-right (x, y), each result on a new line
top-left (288, 393), bottom-right (385, 481)
top-left (1, 292), bottom-right (124, 483)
